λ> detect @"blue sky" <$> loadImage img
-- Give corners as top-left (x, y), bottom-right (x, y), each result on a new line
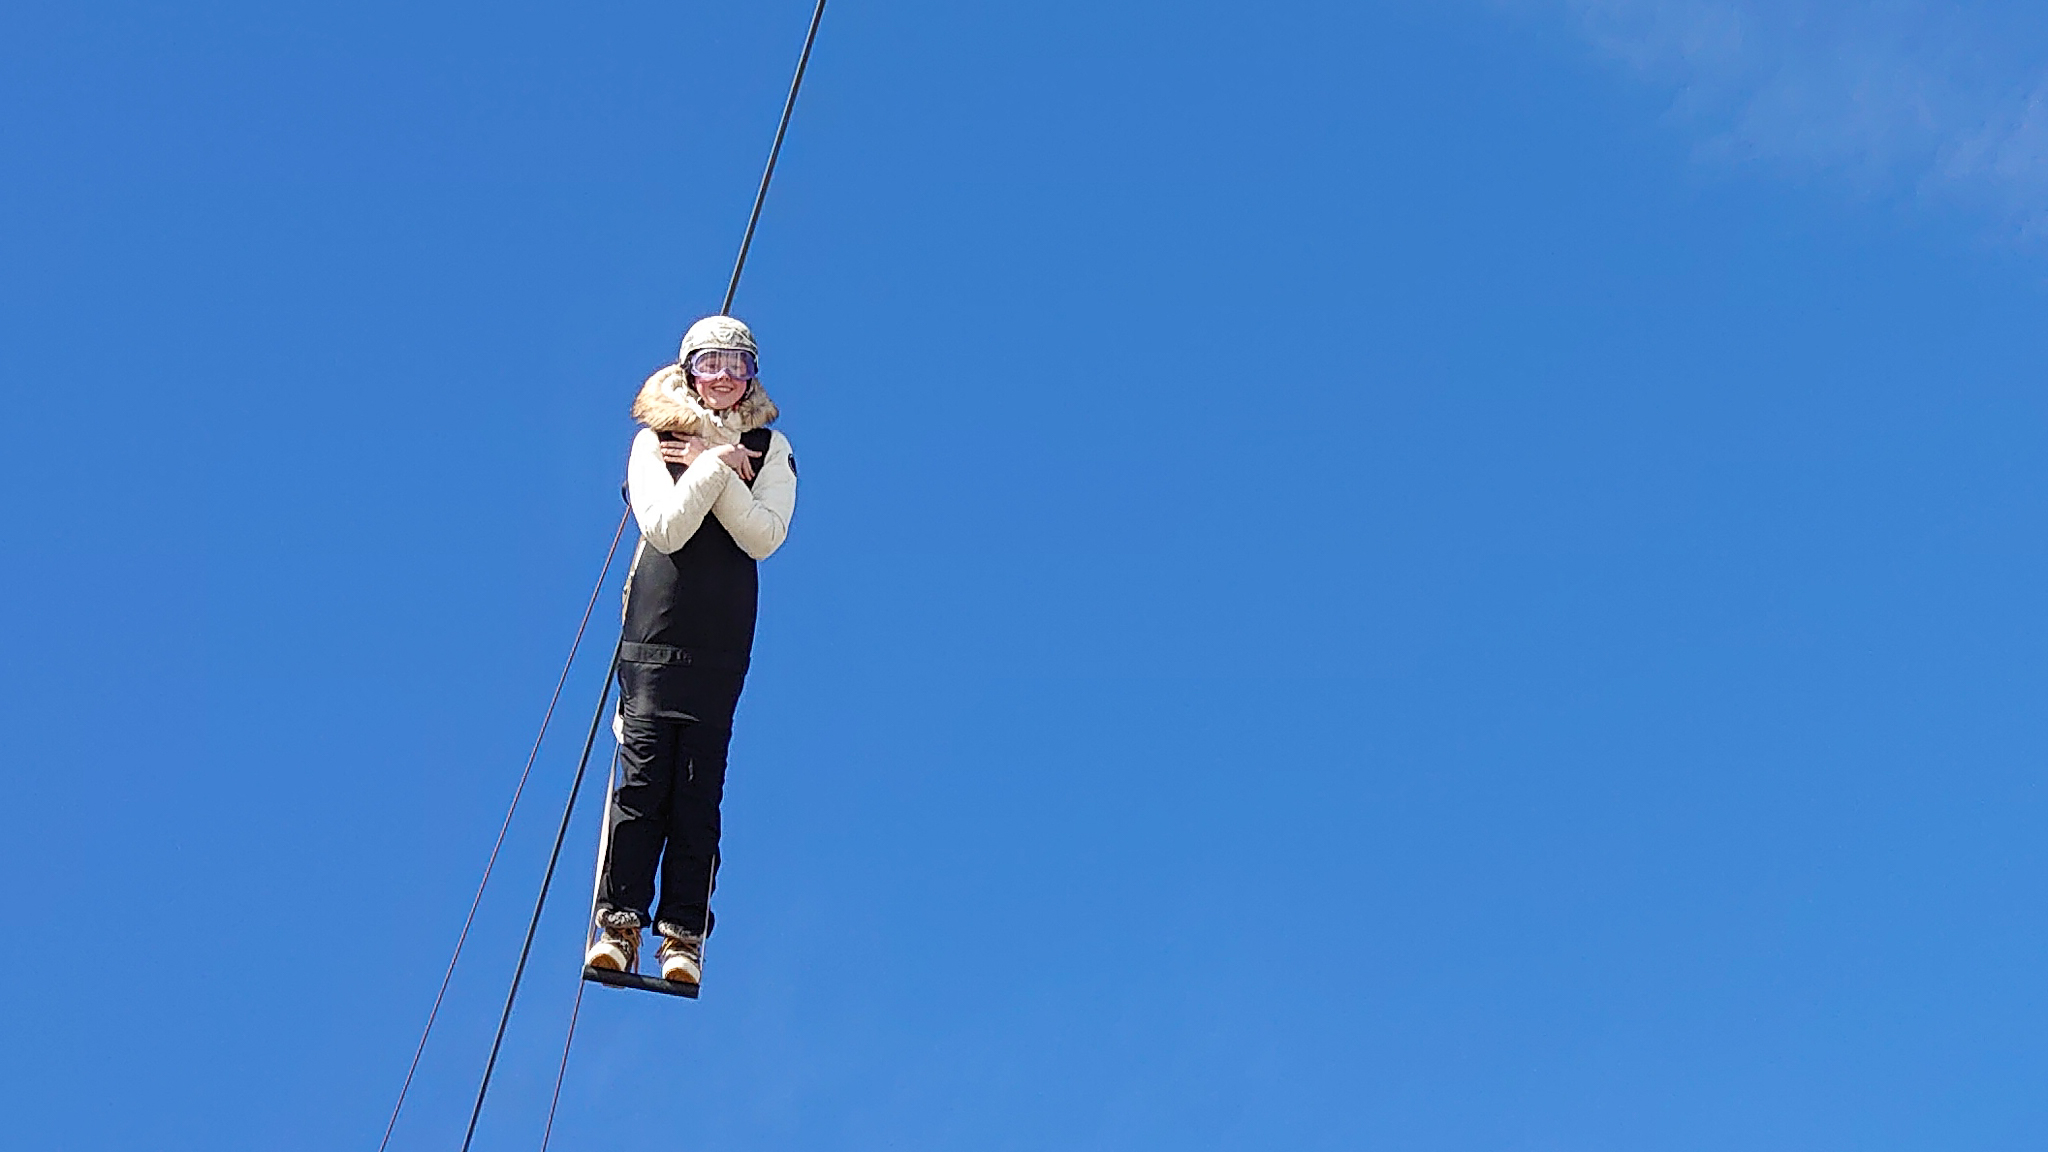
top-left (1556, 0), bottom-right (2048, 236)
top-left (4, 2), bottom-right (2047, 1149)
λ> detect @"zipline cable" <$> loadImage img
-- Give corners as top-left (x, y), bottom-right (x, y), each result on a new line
top-left (721, 0), bottom-right (830, 316)
top-left (372, 512), bottom-right (629, 1152)
top-left (462, 1), bottom-right (832, 1144)
top-left (458, 648), bottom-right (618, 1152)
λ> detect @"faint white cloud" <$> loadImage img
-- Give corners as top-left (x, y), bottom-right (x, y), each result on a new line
top-left (1553, 0), bottom-right (2048, 239)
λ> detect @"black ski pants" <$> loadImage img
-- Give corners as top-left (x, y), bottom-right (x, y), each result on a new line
top-left (597, 668), bottom-right (745, 936)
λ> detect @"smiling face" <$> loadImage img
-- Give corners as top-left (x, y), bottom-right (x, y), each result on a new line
top-left (694, 371), bottom-right (748, 410)
top-left (687, 348), bottom-right (756, 411)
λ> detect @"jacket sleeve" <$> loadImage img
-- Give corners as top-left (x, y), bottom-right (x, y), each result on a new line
top-left (711, 430), bottom-right (797, 560)
top-left (627, 428), bottom-right (733, 554)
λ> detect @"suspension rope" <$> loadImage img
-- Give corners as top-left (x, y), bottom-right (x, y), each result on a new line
top-left (537, 748), bottom-right (618, 1150)
top-left (537, 982), bottom-right (588, 1152)
top-left (458, 646), bottom-right (619, 1152)
top-left (372, 511), bottom-right (629, 1152)
top-left (720, 0), bottom-right (830, 315)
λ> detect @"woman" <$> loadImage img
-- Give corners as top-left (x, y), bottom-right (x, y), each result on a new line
top-left (585, 314), bottom-right (797, 985)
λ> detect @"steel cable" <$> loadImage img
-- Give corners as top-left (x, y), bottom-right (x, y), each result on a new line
top-left (536, 983), bottom-right (587, 1152)
top-left (458, 644), bottom-right (618, 1152)
top-left (372, 511), bottom-right (628, 1152)
top-left (721, 0), bottom-right (830, 316)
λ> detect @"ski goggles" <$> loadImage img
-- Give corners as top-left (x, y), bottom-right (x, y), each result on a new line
top-left (687, 348), bottom-right (758, 381)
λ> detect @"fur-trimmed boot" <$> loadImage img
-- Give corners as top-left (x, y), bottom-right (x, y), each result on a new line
top-left (655, 922), bottom-right (704, 985)
top-left (585, 910), bottom-right (642, 973)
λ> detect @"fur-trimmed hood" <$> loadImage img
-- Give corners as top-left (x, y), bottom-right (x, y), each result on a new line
top-left (630, 364), bottom-right (779, 444)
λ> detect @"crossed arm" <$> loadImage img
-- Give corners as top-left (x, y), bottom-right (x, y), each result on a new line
top-left (625, 428), bottom-right (797, 559)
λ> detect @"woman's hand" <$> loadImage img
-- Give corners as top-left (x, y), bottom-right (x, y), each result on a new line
top-left (706, 442), bottom-right (763, 481)
top-left (658, 436), bottom-right (706, 467)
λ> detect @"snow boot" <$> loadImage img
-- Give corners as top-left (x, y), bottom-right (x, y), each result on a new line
top-left (585, 911), bottom-right (642, 973)
top-left (655, 923), bottom-right (703, 985)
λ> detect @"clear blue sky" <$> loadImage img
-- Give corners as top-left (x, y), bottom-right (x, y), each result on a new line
top-left (5, 2), bottom-right (2048, 1148)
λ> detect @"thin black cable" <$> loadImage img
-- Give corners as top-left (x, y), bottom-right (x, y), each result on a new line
top-left (458, 644), bottom-right (619, 1152)
top-left (373, 510), bottom-right (629, 1152)
top-left (537, 982), bottom-right (588, 1152)
top-left (719, 0), bottom-right (830, 316)
top-left (538, 745), bottom-right (619, 1151)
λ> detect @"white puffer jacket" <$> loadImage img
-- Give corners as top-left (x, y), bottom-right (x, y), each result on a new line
top-left (624, 363), bottom-right (795, 561)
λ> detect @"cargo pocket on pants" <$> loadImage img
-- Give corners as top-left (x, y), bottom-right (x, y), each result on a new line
top-left (617, 642), bottom-right (702, 723)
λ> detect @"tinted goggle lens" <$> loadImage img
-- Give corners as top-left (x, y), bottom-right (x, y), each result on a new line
top-left (689, 349), bottom-right (757, 381)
